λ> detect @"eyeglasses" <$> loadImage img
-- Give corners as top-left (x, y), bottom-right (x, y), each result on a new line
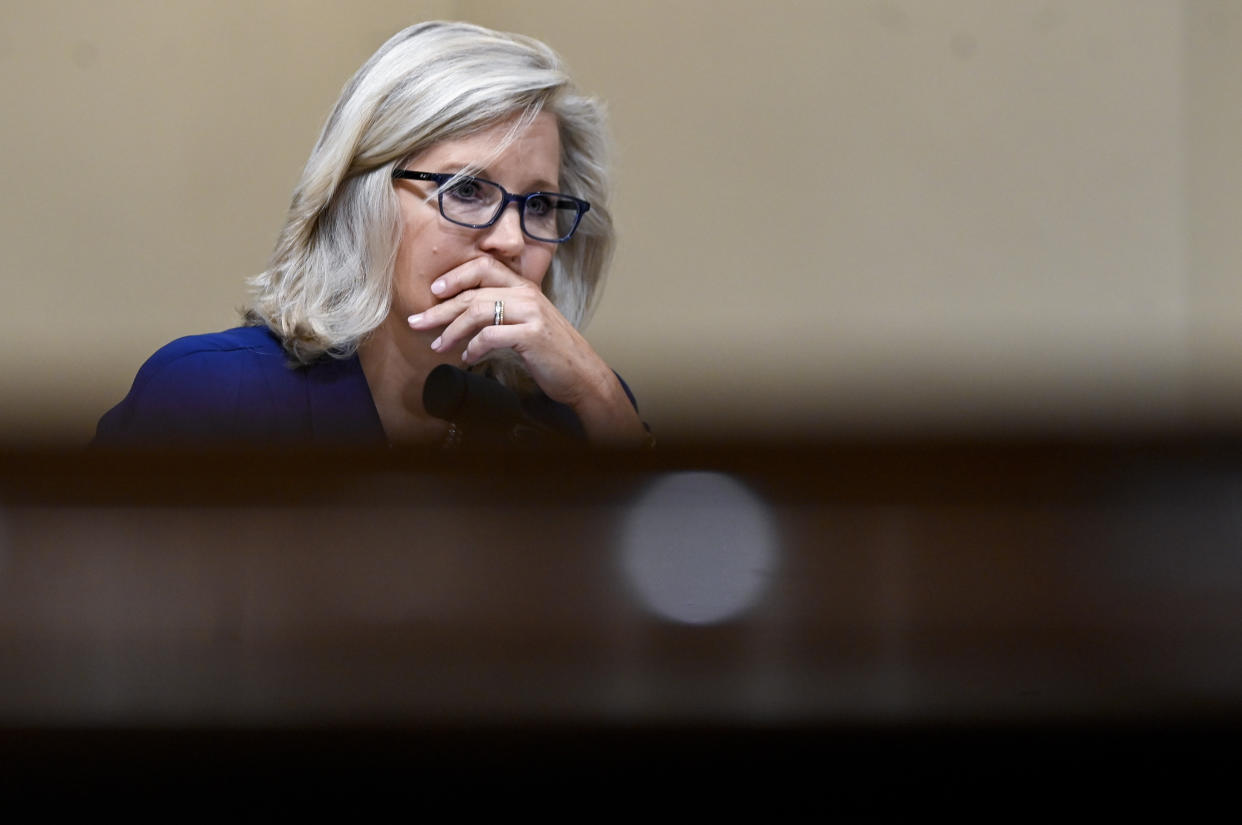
top-left (393, 170), bottom-right (590, 243)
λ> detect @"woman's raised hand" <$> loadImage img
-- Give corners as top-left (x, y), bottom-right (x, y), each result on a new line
top-left (407, 255), bottom-right (646, 446)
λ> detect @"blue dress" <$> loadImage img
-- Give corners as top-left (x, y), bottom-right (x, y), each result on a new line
top-left (94, 326), bottom-right (595, 447)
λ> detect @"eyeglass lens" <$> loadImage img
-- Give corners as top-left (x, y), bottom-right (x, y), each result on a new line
top-left (441, 178), bottom-right (579, 242)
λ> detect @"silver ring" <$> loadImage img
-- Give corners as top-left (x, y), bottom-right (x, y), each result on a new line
top-left (493, 300), bottom-right (504, 326)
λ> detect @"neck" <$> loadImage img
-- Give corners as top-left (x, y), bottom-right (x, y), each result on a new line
top-left (358, 312), bottom-right (453, 446)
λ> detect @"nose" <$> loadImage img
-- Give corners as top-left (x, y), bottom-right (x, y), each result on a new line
top-left (479, 201), bottom-right (526, 262)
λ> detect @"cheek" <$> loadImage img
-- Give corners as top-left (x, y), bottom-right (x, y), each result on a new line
top-left (391, 230), bottom-right (442, 315)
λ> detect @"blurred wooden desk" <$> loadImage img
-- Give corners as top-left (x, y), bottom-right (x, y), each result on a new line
top-left (2, 439), bottom-right (1240, 798)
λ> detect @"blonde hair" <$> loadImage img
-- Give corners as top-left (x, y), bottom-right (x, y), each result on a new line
top-left (246, 21), bottom-right (614, 366)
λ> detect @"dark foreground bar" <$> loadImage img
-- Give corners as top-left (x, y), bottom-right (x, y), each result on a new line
top-left (3, 438), bottom-right (1241, 804)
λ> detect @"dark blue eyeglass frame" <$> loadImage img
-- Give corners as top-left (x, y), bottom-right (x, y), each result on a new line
top-left (392, 170), bottom-right (590, 243)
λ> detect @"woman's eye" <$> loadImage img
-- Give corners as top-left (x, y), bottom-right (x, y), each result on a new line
top-left (446, 179), bottom-right (483, 201)
top-left (525, 195), bottom-right (552, 217)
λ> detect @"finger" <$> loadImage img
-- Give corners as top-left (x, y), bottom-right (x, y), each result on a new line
top-left (409, 284), bottom-right (504, 331)
top-left (429, 255), bottom-right (531, 300)
top-left (408, 290), bottom-right (478, 331)
top-left (460, 323), bottom-right (529, 366)
top-left (410, 276), bottom-right (544, 331)
top-left (433, 294), bottom-right (539, 355)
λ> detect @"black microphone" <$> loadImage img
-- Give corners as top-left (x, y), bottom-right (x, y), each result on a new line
top-left (422, 364), bottom-right (554, 446)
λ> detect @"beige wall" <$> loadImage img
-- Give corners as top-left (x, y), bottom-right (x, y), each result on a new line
top-left (2, 0), bottom-right (1239, 443)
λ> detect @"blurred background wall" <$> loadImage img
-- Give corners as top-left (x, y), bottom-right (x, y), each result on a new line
top-left (1, 0), bottom-right (1239, 444)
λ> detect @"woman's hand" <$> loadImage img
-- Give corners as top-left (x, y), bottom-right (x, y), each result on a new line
top-left (407, 255), bottom-right (647, 446)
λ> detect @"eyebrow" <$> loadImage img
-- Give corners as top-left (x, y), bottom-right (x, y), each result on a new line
top-left (434, 163), bottom-right (560, 193)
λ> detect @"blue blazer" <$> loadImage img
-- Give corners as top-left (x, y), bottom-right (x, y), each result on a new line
top-left (94, 326), bottom-right (597, 447)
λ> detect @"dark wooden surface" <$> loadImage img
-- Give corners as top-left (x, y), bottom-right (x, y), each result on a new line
top-left (2, 439), bottom-right (1240, 802)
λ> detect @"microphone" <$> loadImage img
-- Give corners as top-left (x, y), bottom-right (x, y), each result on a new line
top-left (422, 364), bottom-right (555, 446)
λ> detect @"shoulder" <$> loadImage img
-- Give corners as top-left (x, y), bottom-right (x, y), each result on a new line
top-left (93, 326), bottom-right (305, 445)
top-left (138, 326), bottom-right (287, 375)
top-left (123, 326), bottom-right (293, 408)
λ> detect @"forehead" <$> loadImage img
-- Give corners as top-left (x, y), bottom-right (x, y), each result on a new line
top-left (410, 112), bottom-right (561, 185)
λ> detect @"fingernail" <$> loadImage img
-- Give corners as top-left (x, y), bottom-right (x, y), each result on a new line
top-left (430, 336), bottom-right (441, 350)
top-left (408, 314), bottom-right (422, 326)
top-left (431, 279), bottom-right (446, 295)
top-left (461, 349), bottom-right (468, 361)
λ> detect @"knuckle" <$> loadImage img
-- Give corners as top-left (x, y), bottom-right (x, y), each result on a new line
top-left (478, 256), bottom-right (503, 278)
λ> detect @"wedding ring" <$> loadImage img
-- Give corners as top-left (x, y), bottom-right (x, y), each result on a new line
top-left (493, 300), bottom-right (504, 326)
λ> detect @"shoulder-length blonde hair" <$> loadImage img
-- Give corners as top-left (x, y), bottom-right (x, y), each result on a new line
top-left (246, 21), bottom-right (614, 366)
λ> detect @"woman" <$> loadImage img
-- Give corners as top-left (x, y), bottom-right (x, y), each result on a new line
top-left (95, 21), bottom-right (648, 449)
